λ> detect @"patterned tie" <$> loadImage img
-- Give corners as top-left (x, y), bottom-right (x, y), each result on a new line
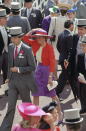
top-left (14, 46), bottom-right (18, 59)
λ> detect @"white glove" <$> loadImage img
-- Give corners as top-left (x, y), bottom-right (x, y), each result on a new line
top-left (78, 73), bottom-right (86, 84)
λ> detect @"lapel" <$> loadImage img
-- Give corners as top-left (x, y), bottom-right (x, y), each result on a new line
top-left (64, 30), bottom-right (70, 35)
top-left (11, 44), bottom-right (15, 66)
top-left (23, 8), bottom-right (27, 17)
top-left (29, 8), bottom-right (36, 19)
top-left (78, 53), bottom-right (85, 68)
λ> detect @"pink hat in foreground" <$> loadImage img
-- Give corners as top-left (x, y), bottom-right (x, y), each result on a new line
top-left (30, 28), bottom-right (53, 38)
top-left (17, 103), bottom-right (46, 120)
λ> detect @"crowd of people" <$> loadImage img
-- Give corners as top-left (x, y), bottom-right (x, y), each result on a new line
top-left (0, 0), bottom-right (86, 131)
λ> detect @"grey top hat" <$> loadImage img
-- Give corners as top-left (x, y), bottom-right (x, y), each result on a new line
top-left (77, 19), bottom-right (86, 27)
top-left (11, 2), bottom-right (20, 12)
top-left (63, 108), bottom-right (83, 124)
top-left (81, 34), bottom-right (86, 44)
top-left (9, 27), bottom-right (24, 37)
top-left (0, 9), bottom-right (7, 17)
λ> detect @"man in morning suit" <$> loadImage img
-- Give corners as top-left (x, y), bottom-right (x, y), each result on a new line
top-left (77, 35), bottom-right (86, 114)
top-left (73, 20), bottom-right (86, 114)
top-left (72, 19), bottom-right (86, 73)
top-left (56, 20), bottom-right (78, 100)
top-left (7, 2), bottom-right (31, 34)
top-left (0, 27), bottom-right (37, 131)
top-left (0, 9), bottom-right (10, 84)
top-left (72, 0), bottom-right (86, 19)
top-left (21, 0), bottom-right (43, 29)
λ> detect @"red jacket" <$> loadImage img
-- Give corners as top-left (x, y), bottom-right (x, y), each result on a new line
top-left (22, 35), bottom-right (56, 72)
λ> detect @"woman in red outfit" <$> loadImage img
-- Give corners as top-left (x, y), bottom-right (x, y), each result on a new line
top-left (22, 28), bottom-right (60, 109)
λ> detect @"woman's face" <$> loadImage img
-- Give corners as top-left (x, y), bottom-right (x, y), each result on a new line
top-left (51, 108), bottom-right (58, 121)
top-left (36, 36), bottom-right (46, 45)
top-left (67, 12), bottom-right (76, 20)
top-left (30, 116), bottom-right (41, 127)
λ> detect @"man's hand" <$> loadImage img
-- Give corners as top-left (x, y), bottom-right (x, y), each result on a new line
top-left (43, 113), bottom-right (54, 125)
top-left (10, 67), bottom-right (18, 72)
top-left (48, 76), bottom-right (53, 86)
top-left (64, 59), bottom-right (69, 69)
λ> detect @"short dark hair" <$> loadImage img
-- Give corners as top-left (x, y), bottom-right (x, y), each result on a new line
top-left (64, 20), bottom-right (73, 29)
top-left (67, 123), bottom-right (81, 130)
top-left (12, 10), bottom-right (20, 15)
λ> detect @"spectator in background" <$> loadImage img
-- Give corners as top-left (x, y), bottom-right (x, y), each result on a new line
top-left (72, 0), bottom-right (86, 18)
top-left (48, 6), bottom-right (67, 80)
top-left (39, 101), bottom-right (61, 131)
top-left (21, 0), bottom-right (43, 29)
top-left (44, 0), bottom-right (59, 16)
top-left (77, 34), bottom-right (86, 114)
top-left (0, 3), bottom-right (10, 15)
top-left (66, 7), bottom-right (78, 34)
top-left (56, 20), bottom-right (79, 100)
top-left (59, 0), bottom-right (73, 5)
top-left (12, 103), bottom-right (47, 131)
top-left (2, 0), bottom-right (12, 8)
top-left (0, 9), bottom-right (10, 84)
top-left (12, 102), bottom-right (60, 131)
top-left (7, 2), bottom-right (31, 34)
top-left (63, 108), bottom-right (83, 131)
top-left (57, 2), bottom-right (71, 16)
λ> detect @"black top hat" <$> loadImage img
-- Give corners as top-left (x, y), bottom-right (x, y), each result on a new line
top-left (24, 0), bottom-right (33, 2)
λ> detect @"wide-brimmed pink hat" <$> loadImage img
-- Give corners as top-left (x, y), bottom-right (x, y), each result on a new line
top-left (30, 29), bottom-right (53, 39)
top-left (17, 103), bottom-right (47, 120)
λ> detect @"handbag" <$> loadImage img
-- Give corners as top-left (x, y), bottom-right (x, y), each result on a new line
top-left (47, 81), bottom-right (58, 91)
top-left (0, 83), bottom-right (9, 95)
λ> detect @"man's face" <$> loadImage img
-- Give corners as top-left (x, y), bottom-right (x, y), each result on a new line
top-left (78, 27), bottom-right (86, 36)
top-left (70, 24), bottom-right (74, 31)
top-left (0, 17), bottom-right (7, 26)
top-left (67, 12), bottom-right (76, 20)
top-left (11, 36), bottom-right (21, 46)
top-left (24, 2), bottom-right (32, 8)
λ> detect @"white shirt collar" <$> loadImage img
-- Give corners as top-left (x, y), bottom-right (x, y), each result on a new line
top-left (27, 7), bottom-right (32, 12)
top-left (65, 29), bottom-right (72, 34)
top-left (15, 41), bottom-right (22, 49)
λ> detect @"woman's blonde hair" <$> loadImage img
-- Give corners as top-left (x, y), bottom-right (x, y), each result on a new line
top-left (20, 118), bottom-right (31, 128)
